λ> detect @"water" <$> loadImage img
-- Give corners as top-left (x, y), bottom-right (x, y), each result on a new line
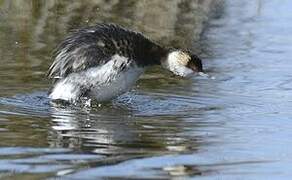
top-left (1, 0), bottom-right (292, 179)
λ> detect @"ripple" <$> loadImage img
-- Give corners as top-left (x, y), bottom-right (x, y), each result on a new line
top-left (0, 91), bottom-right (51, 117)
top-left (0, 147), bottom-right (104, 175)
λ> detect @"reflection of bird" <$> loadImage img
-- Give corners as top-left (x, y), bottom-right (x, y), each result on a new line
top-left (48, 23), bottom-right (204, 103)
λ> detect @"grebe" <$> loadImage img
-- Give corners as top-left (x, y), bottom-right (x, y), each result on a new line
top-left (48, 23), bottom-right (204, 103)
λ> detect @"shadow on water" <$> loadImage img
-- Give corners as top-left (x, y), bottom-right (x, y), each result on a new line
top-left (1, 0), bottom-right (292, 179)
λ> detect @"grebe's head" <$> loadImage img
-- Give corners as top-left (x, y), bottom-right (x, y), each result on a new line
top-left (162, 50), bottom-right (203, 77)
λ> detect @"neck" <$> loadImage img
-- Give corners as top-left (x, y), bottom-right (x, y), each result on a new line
top-left (135, 42), bottom-right (169, 67)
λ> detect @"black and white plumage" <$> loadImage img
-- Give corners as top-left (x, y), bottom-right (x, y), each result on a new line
top-left (48, 23), bottom-right (203, 103)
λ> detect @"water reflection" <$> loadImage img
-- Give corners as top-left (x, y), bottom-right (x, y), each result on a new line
top-left (48, 93), bottom-right (209, 156)
top-left (46, 92), bottom-right (225, 178)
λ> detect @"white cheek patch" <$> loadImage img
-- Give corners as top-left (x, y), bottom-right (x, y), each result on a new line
top-left (162, 51), bottom-right (194, 77)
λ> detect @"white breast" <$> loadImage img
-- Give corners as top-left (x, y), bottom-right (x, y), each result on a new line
top-left (49, 55), bottom-right (144, 102)
top-left (89, 64), bottom-right (144, 101)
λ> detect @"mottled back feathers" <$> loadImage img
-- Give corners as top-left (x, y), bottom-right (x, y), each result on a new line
top-left (48, 23), bottom-right (167, 79)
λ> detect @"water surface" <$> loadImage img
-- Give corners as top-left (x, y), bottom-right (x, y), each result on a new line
top-left (1, 0), bottom-right (292, 179)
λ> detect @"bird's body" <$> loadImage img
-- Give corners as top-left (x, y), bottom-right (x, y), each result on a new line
top-left (48, 23), bottom-right (203, 103)
top-left (50, 54), bottom-right (144, 101)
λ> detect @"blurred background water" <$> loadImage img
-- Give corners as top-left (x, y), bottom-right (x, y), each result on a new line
top-left (0, 0), bottom-right (292, 179)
